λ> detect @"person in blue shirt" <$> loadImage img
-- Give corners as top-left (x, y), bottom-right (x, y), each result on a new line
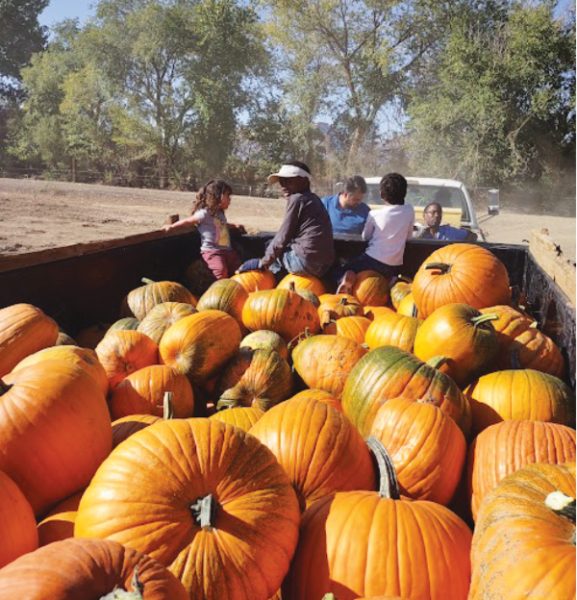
top-left (416, 201), bottom-right (478, 242)
top-left (321, 175), bottom-right (370, 235)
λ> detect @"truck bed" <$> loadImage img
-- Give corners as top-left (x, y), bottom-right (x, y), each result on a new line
top-left (0, 231), bottom-right (574, 390)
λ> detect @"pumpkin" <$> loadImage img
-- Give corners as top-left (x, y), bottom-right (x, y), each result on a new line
top-left (292, 335), bottom-right (367, 398)
top-left (37, 490), bottom-right (83, 546)
top-left (209, 406), bottom-right (264, 431)
top-left (465, 368), bottom-right (572, 435)
top-left (137, 302), bottom-right (197, 344)
top-left (216, 348), bottom-right (293, 411)
top-left (317, 294), bottom-right (364, 327)
top-left (480, 304), bottom-right (565, 377)
top-left (74, 419), bottom-right (300, 599)
top-left (389, 278), bottom-right (412, 309)
top-left (323, 315), bottom-right (371, 343)
top-left (249, 396), bottom-right (376, 510)
top-left (468, 419), bottom-right (576, 520)
top-left (159, 310), bottom-right (241, 383)
top-left (126, 278), bottom-right (197, 320)
top-left (242, 288), bottom-right (320, 342)
top-left (55, 330), bottom-right (76, 345)
top-left (369, 397), bottom-right (466, 505)
top-left (364, 313), bottom-right (420, 352)
top-left (107, 317), bottom-right (141, 333)
top-left (231, 269), bottom-right (276, 293)
top-left (0, 360), bottom-right (111, 515)
top-left (413, 303), bottom-right (498, 387)
top-left (0, 303), bottom-right (59, 377)
top-left (0, 537), bottom-right (188, 599)
top-left (395, 292), bottom-right (418, 317)
top-left (351, 270), bottom-right (390, 306)
top-left (277, 273), bottom-right (326, 297)
top-left (411, 243), bottom-right (511, 318)
top-left (288, 389), bottom-right (342, 412)
top-left (95, 330), bottom-right (159, 389)
top-left (196, 279), bottom-right (248, 325)
top-left (240, 330), bottom-right (289, 360)
top-left (341, 346), bottom-right (471, 438)
top-left (12, 344), bottom-right (108, 395)
top-left (0, 470), bottom-right (38, 568)
top-left (362, 305), bottom-right (396, 320)
top-left (283, 439), bottom-right (472, 600)
top-left (470, 462), bottom-right (575, 599)
top-left (109, 364), bottom-right (194, 419)
top-left (112, 414), bottom-right (162, 448)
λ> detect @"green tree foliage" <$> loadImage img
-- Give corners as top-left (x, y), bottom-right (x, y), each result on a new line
top-left (407, 1), bottom-right (575, 186)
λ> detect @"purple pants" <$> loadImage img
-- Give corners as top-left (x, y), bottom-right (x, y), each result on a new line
top-left (201, 248), bottom-right (241, 279)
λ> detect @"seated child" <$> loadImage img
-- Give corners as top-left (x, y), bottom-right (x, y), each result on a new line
top-left (336, 173), bottom-right (414, 294)
top-left (237, 161), bottom-right (334, 279)
top-left (163, 179), bottom-right (244, 279)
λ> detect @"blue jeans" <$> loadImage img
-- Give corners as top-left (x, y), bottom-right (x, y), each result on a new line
top-left (269, 248), bottom-right (330, 279)
top-left (332, 252), bottom-right (399, 286)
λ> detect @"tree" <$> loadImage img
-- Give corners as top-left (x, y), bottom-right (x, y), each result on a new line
top-left (406, 1), bottom-right (576, 187)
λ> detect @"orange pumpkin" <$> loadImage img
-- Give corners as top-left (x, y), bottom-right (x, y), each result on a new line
top-left (364, 312), bottom-right (420, 352)
top-left (389, 278), bottom-right (412, 309)
top-left (75, 419), bottom-right (300, 599)
top-left (209, 406), bottom-right (264, 431)
top-left (363, 305), bottom-right (396, 320)
top-left (137, 301), bottom-right (197, 344)
top-left (159, 310), bottom-right (241, 383)
top-left (414, 303), bottom-right (498, 387)
top-left (288, 389), bottom-right (342, 412)
top-left (37, 490), bottom-right (83, 546)
top-left (292, 334), bottom-right (367, 398)
top-left (0, 537), bottom-right (188, 599)
top-left (369, 397), bottom-right (466, 505)
top-left (323, 315), bottom-right (371, 343)
top-left (465, 368), bottom-right (572, 435)
top-left (412, 243), bottom-right (511, 318)
top-left (277, 273), bottom-right (326, 297)
top-left (0, 470), bottom-right (38, 567)
top-left (470, 462), bottom-right (576, 599)
top-left (352, 270), bottom-right (390, 306)
top-left (216, 347), bottom-right (293, 410)
top-left (242, 288), bottom-right (320, 342)
top-left (112, 413), bottom-right (162, 448)
top-left (231, 269), bottom-right (276, 293)
top-left (126, 277), bottom-right (197, 320)
top-left (12, 344), bottom-right (108, 395)
top-left (283, 439), bottom-right (472, 600)
top-left (0, 361), bottom-right (111, 515)
top-left (249, 396), bottom-right (376, 509)
top-left (95, 329), bottom-right (159, 389)
top-left (109, 364), bottom-right (194, 419)
top-left (196, 278), bottom-right (248, 325)
top-left (395, 292), bottom-right (419, 317)
top-left (480, 304), bottom-right (565, 377)
top-left (317, 294), bottom-right (364, 327)
top-left (468, 420), bottom-right (576, 520)
top-left (0, 303), bottom-right (59, 377)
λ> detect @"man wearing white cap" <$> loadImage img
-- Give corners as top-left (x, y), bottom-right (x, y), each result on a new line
top-left (237, 160), bottom-right (335, 278)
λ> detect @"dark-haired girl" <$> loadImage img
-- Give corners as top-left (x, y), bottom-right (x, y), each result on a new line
top-left (163, 179), bottom-right (244, 279)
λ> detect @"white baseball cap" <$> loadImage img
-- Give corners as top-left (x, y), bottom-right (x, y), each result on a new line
top-left (267, 164), bottom-right (312, 184)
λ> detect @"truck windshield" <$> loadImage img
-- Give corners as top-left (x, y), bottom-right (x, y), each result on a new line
top-left (365, 184), bottom-right (471, 222)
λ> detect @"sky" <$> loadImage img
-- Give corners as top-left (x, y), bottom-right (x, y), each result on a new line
top-left (39, 0), bottom-right (575, 29)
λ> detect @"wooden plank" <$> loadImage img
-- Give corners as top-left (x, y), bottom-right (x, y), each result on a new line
top-left (529, 229), bottom-right (576, 307)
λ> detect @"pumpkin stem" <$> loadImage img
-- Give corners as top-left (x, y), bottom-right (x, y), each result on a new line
top-left (545, 491), bottom-right (576, 524)
top-left (426, 355), bottom-right (449, 370)
top-left (425, 262), bottom-right (451, 273)
top-left (288, 281), bottom-right (296, 292)
top-left (366, 436), bottom-right (400, 500)
top-left (162, 392), bottom-right (174, 420)
top-left (339, 297), bottom-right (349, 305)
top-left (98, 568), bottom-right (144, 599)
top-left (322, 595), bottom-right (337, 600)
top-left (471, 313), bottom-right (499, 328)
top-left (0, 380), bottom-right (11, 395)
top-left (141, 277), bottom-right (155, 285)
top-left (191, 493), bottom-right (219, 529)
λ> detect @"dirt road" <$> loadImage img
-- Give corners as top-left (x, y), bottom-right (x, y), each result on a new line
top-left (0, 178), bottom-right (574, 263)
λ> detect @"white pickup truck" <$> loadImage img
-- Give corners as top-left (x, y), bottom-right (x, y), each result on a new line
top-left (362, 176), bottom-right (490, 241)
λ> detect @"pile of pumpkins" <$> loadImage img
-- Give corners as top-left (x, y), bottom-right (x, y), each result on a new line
top-left (0, 242), bottom-right (574, 599)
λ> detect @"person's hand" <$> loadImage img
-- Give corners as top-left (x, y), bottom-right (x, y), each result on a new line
top-left (236, 258), bottom-right (263, 273)
top-left (236, 224), bottom-right (247, 235)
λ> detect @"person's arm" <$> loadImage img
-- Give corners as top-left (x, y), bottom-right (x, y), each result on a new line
top-left (406, 209), bottom-right (415, 240)
top-left (163, 211), bottom-right (203, 232)
top-left (260, 196), bottom-right (301, 268)
top-left (361, 213), bottom-right (375, 241)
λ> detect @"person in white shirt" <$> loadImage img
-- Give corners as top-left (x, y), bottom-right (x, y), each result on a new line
top-left (336, 173), bottom-right (414, 294)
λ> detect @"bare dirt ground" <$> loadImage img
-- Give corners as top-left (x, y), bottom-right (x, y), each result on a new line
top-left (0, 178), bottom-right (575, 263)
